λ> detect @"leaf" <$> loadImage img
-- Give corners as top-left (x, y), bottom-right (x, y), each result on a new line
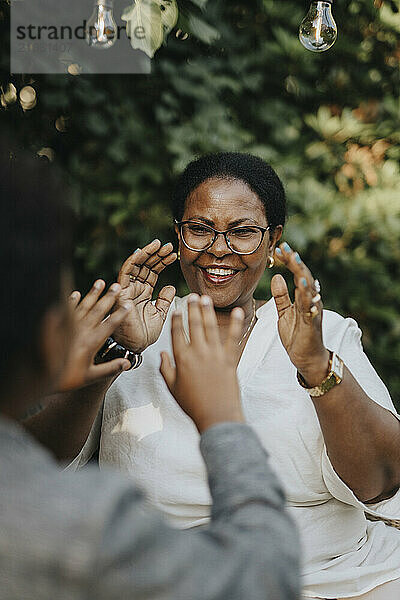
top-left (122, 0), bottom-right (164, 58)
top-left (185, 13), bottom-right (220, 43)
top-left (159, 0), bottom-right (179, 35)
top-left (186, 0), bottom-right (208, 9)
top-left (121, 0), bottom-right (178, 57)
top-left (86, 112), bottom-right (109, 136)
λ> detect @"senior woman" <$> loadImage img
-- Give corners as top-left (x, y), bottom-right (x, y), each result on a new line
top-left (35, 153), bottom-right (400, 599)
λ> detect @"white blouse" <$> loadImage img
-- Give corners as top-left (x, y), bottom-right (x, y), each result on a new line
top-left (70, 296), bottom-right (400, 599)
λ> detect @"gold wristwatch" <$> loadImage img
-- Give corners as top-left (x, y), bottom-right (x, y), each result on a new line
top-left (297, 351), bottom-right (344, 398)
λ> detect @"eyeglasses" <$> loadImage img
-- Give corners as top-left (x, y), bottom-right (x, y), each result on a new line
top-left (175, 220), bottom-right (270, 255)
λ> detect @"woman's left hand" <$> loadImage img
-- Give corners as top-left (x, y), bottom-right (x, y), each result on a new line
top-left (271, 243), bottom-right (330, 387)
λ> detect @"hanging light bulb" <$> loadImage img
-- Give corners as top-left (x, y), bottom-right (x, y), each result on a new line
top-left (86, 0), bottom-right (117, 50)
top-left (299, 1), bottom-right (337, 53)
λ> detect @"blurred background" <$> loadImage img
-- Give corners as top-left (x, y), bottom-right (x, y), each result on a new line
top-left (1, 0), bottom-right (399, 407)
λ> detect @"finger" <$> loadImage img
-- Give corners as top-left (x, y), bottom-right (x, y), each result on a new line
top-left (224, 307), bottom-right (245, 355)
top-left (276, 244), bottom-right (314, 289)
top-left (200, 296), bottom-right (220, 346)
top-left (96, 301), bottom-right (132, 342)
top-left (159, 351), bottom-right (176, 392)
top-left (276, 245), bottom-right (323, 315)
top-left (142, 242), bottom-right (174, 269)
top-left (69, 291), bottom-right (81, 309)
top-left (138, 238), bottom-right (162, 261)
top-left (87, 359), bottom-right (131, 383)
top-left (76, 280), bottom-right (106, 317)
top-left (187, 294), bottom-right (206, 347)
top-left (291, 253), bottom-right (315, 290)
top-left (295, 279), bottom-right (323, 323)
top-left (119, 251), bottom-right (141, 288)
top-left (127, 250), bottom-right (176, 288)
top-left (171, 311), bottom-right (187, 360)
top-left (270, 274), bottom-right (292, 318)
top-left (118, 240), bottom-right (162, 287)
top-left (151, 251), bottom-right (178, 275)
top-left (135, 265), bottom-right (157, 287)
top-left (86, 283), bottom-right (122, 326)
top-left (155, 286), bottom-right (176, 321)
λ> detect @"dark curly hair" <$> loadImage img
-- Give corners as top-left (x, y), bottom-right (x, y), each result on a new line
top-left (0, 144), bottom-right (73, 381)
top-left (172, 152), bottom-right (286, 229)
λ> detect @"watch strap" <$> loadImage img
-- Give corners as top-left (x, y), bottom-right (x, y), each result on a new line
top-left (297, 351), bottom-right (344, 398)
top-left (96, 337), bottom-right (142, 370)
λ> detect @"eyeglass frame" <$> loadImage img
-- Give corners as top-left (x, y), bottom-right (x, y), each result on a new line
top-left (174, 219), bottom-right (271, 256)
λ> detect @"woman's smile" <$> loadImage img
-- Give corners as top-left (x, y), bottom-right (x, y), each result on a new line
top-left (197, 264), bottom-right (241, 286)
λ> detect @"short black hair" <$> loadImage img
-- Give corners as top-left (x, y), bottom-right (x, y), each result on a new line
top-left (172, 152), bottom-right (286, 229)
top-left (0, 144), bottom-right (73, 380)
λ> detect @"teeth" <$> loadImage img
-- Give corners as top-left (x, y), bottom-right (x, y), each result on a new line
top-left (206, 268), bottom-right (236, 276)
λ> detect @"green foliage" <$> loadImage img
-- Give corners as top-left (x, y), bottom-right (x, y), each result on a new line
top-left (1, 0), bottom-right (399, 407)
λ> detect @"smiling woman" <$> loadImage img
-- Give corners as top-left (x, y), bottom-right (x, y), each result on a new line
top-left (66, 152), bottom-right (400, 600)
top-left (175, 181), bottom-right (273, 295)
top-left (171, 154), bottom-right (284, 347)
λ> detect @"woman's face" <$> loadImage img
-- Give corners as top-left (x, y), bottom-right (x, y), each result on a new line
top-left (176, 177), bottom-right (282, 309)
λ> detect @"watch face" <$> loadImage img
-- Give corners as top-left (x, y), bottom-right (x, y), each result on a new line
top-left (331, 352), bottom-right (344, 379)
top-left (297, 352), bottom-right (344, 397)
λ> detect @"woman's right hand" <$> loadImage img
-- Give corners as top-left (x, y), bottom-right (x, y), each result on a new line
top-left (113, 239), bottom-right (177, 353)
top-left (160, 295), bottom-right (245, 434)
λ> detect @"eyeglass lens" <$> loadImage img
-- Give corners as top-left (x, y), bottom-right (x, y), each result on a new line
top-left (181, 223), bottom-right (263, 254)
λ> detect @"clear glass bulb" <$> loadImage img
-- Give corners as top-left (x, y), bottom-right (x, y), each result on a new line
top-left (86, 0), bottom-right (117, 50)
top-left (299, 1), bottom-right (337, 53)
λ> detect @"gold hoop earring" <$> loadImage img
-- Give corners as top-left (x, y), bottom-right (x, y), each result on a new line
top-left (267, 256), bottom-right (274, 269)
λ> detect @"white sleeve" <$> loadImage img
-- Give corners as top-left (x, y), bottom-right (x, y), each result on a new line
top-left (320, 312), bottom-right (400, 522)
top-left (63, 400), bottom-right (104, 471)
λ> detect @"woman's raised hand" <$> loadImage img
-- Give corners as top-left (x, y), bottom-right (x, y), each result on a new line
top-left (160, 295), bottom-right (245, 433)
top-left (113, 239), bottom-right (177, 353)
top-left (271, 243), bottom-right (330, 387)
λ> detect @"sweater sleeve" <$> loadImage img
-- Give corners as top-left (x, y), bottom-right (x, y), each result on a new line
top-left (90, 423), bottom-right (300, 600)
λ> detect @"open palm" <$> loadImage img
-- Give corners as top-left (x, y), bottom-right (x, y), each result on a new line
top-left (113, 239), bottom-right (177, 353)
top-left (271, 244), bottom-right (329, 380)
top-left (58, 281), bottom-right (132, 392)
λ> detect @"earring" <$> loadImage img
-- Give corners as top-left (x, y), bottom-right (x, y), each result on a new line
top-left (267, 256), bottom-right (274, 269)
top-left (177, 248), bottom-right (181, 261)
